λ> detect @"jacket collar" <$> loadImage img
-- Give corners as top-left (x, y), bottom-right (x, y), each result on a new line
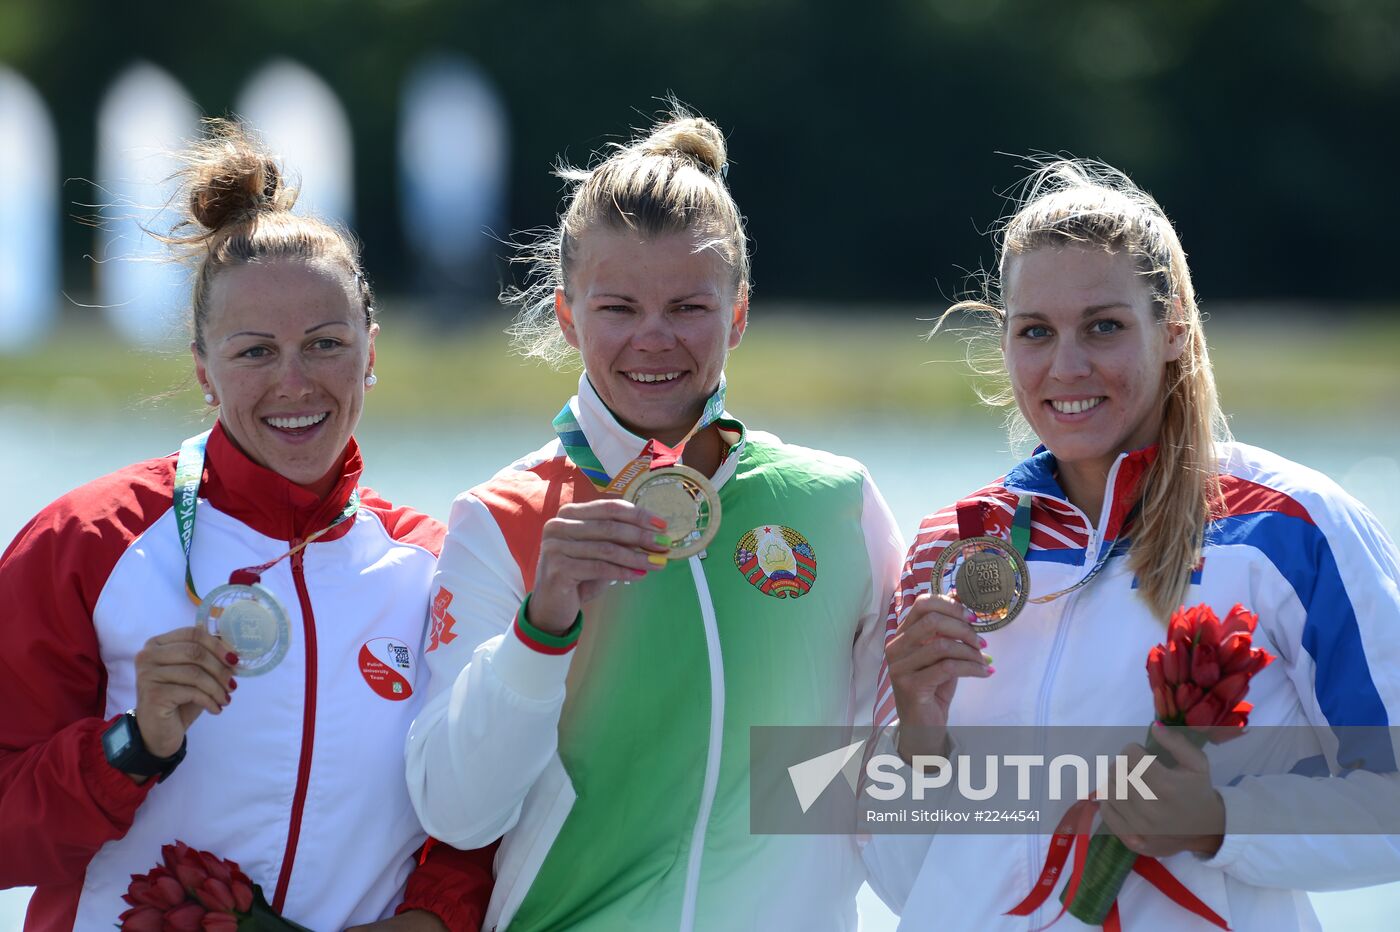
top-left (569, 373), bottom-right (746, 489)
top-left (1003, 443), bottom-right (1158, 541)
top-left (201, 420), bottom-right (363, 543)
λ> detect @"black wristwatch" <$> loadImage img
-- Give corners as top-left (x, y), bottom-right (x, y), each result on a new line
top-left (101, 711), bottom-right (186, 782)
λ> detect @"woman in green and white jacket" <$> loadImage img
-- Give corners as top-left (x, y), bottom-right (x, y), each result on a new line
top-left (405, 108), bottom-right (903, 931)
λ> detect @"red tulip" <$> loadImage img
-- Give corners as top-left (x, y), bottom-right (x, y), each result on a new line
top-left (1185, 693), bottom-right (1226, 729)
top-left (1221, 603), bottom-right (1258, 638)
top-left (197, 850), bottom-right (233, 886)
top-left (124, 869), bottom-right (185, 909)
top-left (1210, 672), bottom-right (1251, 711)
top-left (1174, 682), bottom-right (1203, 715)
top-left (1152, 684), bottom-right (1171, 721)
top-left (1217, 632), bottom-right (1248, 672)
top-left (127, 840), bottom-right (304, 929)
top-left (1146, 603), bottom-right (1274, 738)
top-left (163, 902), bottom-right (207, 932)
top-left (194, 877), bottom-right (236, 912)
top-left (118, 906), bottom-right (165, 932)
top-left (165, 842), bottom-right (209, 893)
top-left (1146, 648), bottom-right (1167, 693)
top-left (1161, 638), bottom-right (1182, 685)
top-left (230, 871), bottom-right (254, 913)
top-left (1191, 641), bottom-right (1221, 689)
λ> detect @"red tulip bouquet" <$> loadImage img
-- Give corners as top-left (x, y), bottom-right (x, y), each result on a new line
top-left (119, 841), bottom-right (311, 931)
top-left (1063, 603), bottom-right (1276, 924)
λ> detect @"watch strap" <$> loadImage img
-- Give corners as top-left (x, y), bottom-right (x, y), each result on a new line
top-left (103, 711), bottom-right (187, 782)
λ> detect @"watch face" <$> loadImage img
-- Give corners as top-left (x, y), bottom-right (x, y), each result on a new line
top-left (102, 717), bottom-right (133, 761)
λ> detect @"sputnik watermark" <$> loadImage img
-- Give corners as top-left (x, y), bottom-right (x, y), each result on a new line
top-left (864, 753), bottom-right (1157, 802)
top-left (786, 741), bottom-right (1156, 813)
top-left (754, 725), bottom-right (1400, 835)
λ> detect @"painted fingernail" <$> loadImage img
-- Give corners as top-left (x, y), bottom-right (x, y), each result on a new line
top-left (225, 652), bottom-right (239, 665)
top-left (978, 637), bottom-right (988, 648)
top-left (650, 516), bottom-right (668, 530)
top-left (1153, 721), bottom-right (1165, 730)
top-left (965, 610), bottom-right (978, 623)
top-left (224, 691), bottom-right (232, 704)
top-left (647, 553), bottom-right (668, 567)
top-left (982, 653), bottom-right (994, 665)
top-left (986, 666), bottom-right (996, 675)
top-left (654, 532), bottom-right (672, 546)
top-left (228, 678), bottom-right (238, 690)
top-left (632, 568), bottom-right (646, 577)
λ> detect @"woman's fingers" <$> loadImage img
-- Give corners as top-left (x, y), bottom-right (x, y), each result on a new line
top-left (555, 499), bottom-right (668, 537)
top-left (899, 594), bottom-right (986, 652)
top-left (139, 635), bottom-right (236, 685)
top-left (134, 626), bottom-right (239, 757)
top-left (546, 538), bottom-right (664, 573)
top-left (146, 677), bottom-right (228, 717)
top-left (887, 636), bottom-right (992, 678)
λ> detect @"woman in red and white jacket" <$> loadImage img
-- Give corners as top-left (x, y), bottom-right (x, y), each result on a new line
top-left (0, 122), bottom-right (489, 930)
top-left (865, 159), bottom-right (1400, 930)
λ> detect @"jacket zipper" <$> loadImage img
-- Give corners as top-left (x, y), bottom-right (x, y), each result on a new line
top-left (272, 541), bottom-right (317, 912)
top-left (1020, 455), bottom-right (1123, 924)
top-left (679, 556), bottom-right (725, 932)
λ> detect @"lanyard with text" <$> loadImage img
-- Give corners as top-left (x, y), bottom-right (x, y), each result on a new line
top-left (175, 430), bottom-right (360, 605)
top-left (552, 377), bottom-right (728, 494)
top-left (999, 493), bottom-right (1138, 604)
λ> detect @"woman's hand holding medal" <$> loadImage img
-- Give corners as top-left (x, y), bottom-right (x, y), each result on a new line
top-left (527, 499), bottom-right (673, 636)
top-left (134, 626), bottom-right (238, 760)
top-left (885, 592), bottom-right (994, 762)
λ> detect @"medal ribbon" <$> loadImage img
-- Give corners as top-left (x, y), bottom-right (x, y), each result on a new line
top-left (951, 494), bottom-right (1134, 608)
top-left (552, 378), bottom-right (727, 493)
top-left (1005, 798), bottom-right (1227, 931)
top-left (175, 431), bottom-right (360, 605)
top-left (1021, 498), bottom-right (1138, 604)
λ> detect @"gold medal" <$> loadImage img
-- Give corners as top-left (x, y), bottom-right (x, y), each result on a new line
top-left (930, 536), bottom-right (1029, 632)
top-left (197, 582), bottom-right (292, 676)
top-left (623, 464), bottom-right (721, 559)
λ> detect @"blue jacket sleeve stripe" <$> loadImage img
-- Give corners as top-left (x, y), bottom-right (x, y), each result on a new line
top-left (1209, 511), bottom-right (1394, 769)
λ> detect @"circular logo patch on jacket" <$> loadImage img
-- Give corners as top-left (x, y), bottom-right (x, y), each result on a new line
top-left (734, 525), bottom-right (817, 599)
top-left (359, 637), bottom-right (415, 701)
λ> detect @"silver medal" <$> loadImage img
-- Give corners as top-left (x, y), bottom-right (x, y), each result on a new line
top-left (196, 582), bottom-right (291, 676)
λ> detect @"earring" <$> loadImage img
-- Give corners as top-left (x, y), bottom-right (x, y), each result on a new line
top-left (364, 373), bottom-right (377, 388)
top-left (203, 392), bottom-right (215, 405)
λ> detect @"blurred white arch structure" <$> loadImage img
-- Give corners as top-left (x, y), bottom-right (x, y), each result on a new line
top-left (237, 60), bottom-right (354, 226)
top-left (398, 55), bottom-right (509, 296)
top-left (95, 62), bottom-right (200, 347)
top-left (0, 66), bottom-right (59, 351)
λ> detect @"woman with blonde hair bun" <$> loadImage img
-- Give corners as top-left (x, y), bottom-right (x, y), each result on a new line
top-left (0, 120), bottom-right (490, 930)
top-left (407, 105), bottom-right (904, 930)
top-left (864, 159), bottom-right (1400, 929)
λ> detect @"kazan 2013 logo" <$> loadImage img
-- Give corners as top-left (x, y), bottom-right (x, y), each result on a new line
top-left (734, 525), bottom-right (817, 598)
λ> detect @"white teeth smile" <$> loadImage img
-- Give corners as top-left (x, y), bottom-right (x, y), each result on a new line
top-left (265, 413), bottom-right (329, 429)
top-left (1051, 397), bottom-right (1105, 415)
top-left (627, 371), bottom-right (682, 383)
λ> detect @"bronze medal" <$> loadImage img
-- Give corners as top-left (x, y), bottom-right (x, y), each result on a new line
top-left (930, 536), bottom-right (1029, 632)
top-left (623, 463), bottom-right (721, 559)
top-left (197, 582), bottom-right (292, 676)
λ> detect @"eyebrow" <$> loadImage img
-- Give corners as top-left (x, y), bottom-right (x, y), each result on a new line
top-left (592, 292), bottom-right (718, 304)
top-left (224, 320), bottom-right (350, 342)
top-left (1009, 303), bottom-right (1133, 321)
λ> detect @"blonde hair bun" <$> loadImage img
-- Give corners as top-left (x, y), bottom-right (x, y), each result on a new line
top-left (636, 116), bottom-right (728, 175)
